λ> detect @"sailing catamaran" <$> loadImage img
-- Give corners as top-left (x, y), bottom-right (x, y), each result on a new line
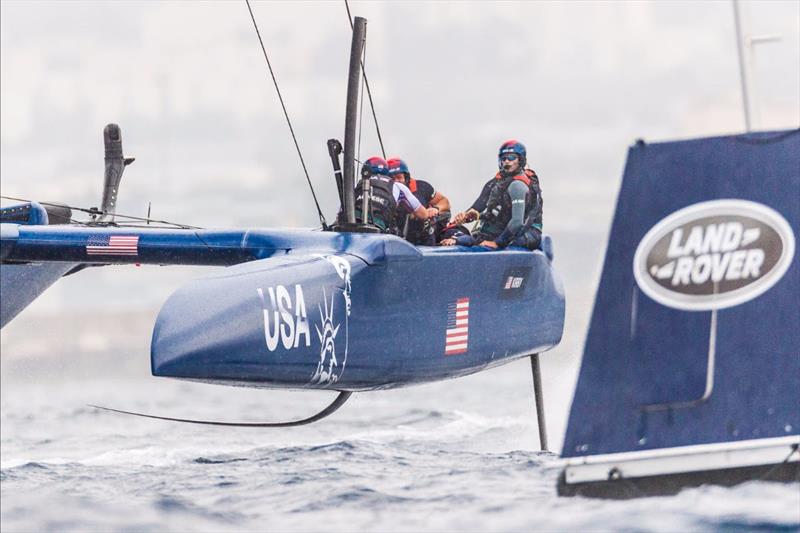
top-left (0, 15), bottom-right (564, 431)
top-left (2, 4), bottom-right (797, 498)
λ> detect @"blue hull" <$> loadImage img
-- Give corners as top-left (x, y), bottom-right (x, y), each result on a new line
top-left (0, 206), bottom-right (79, 328)
top-left (1, 206), bottom-right (565, 390)
top-left (151, 242), bottom-right (565, 391)
top-left (0, 261), bottom-right (77, 328)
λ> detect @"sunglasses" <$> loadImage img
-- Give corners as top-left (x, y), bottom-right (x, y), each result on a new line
top-left (499, 154), bottom-right (519, 162)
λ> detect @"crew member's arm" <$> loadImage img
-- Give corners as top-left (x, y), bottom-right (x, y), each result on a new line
top-left (395, 182), bottom-right (433, 220)
top-left (452, 208), bottom-right (479, 225)
top-left (429, 191), bottom-right (451, 214)
top-left (412, 205), bottom-right (433, 220)
top-left (452, 179), bottom-right (493, 225)
top-left (469, 179), bottom-right (494, 213)
top-left (482, 181), bottom-right (528, 249)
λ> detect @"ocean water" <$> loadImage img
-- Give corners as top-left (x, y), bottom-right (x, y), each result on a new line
top-left (2, 361), bottom-right (799, 532)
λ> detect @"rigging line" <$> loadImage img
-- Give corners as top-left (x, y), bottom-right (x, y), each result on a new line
top-left (244, 0), bottom-right (328, 229)
top-left (0, 195), bottom-right (201, 229)
top-left (91, 222), bottom-right (197, 229)
top-left (82, 216), bottom-right (199, 229)
top-left (344, 0), bottom-right (386, 159)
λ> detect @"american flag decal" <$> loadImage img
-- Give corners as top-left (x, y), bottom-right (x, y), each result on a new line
top-left (445, 297), bottom-right (469, 355)
top-left (86, 235), bottom-right (140, 256)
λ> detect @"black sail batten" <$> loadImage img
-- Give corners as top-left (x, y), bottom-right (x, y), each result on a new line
top-left (88, 391), bottom-right (352, 428)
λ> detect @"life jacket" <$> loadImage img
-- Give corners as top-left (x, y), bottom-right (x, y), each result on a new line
top-left (354, 175), bottom-right (398, 233)
top-left (396, 177), bottom-right (437, 244)
top-left (407, 178), bottom-right (435, 205)
top-left (479, 168), bottom-right (542, 240)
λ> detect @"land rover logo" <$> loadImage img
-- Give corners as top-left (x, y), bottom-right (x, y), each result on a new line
top-left (633, 199), bottom-right (795, 311)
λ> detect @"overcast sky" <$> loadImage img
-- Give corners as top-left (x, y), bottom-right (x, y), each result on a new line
top-left (1, 0), bottom-right (798, 312)
top-left (2, 1), bottom-right (798, 227)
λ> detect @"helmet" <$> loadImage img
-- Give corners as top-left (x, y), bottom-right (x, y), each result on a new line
top-left (498, 139), bottom-right (526, 168)
top-left (387, 157), bottom-right (410, 179)
top-left (361, 156), bottom-right (389, 177)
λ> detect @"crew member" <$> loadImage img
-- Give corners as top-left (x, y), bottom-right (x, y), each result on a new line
top-left (387, 157), bottom-right (451, 245)
top-left (354, 156), bottom-right (435, 234)
top-left (444, 140), bottom-right (543, 250)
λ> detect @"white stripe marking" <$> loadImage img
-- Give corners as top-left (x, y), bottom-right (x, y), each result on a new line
top-left (445, 343), bottom-right (468, 352)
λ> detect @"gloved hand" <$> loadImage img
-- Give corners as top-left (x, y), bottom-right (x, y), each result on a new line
top-left (452, 209), bottom-right (479, 225)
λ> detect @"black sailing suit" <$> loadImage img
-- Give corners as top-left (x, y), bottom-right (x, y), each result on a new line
top-left (394, 177), bottom-right (441, 245)
top-left (354, 175), bottom-right (399, 233)
top-left (470, 168), bottom-right (543, 250)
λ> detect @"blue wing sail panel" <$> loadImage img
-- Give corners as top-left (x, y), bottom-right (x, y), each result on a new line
top-left (561, 129), bottom-right (800, 458)
top-left (0, 221), bottom-right (81, 327)
top-left (1, 261), bottom-right (78, 327)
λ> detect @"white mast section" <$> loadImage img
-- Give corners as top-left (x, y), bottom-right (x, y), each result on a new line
top-left (732, 0), bottom-right (782, 132)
